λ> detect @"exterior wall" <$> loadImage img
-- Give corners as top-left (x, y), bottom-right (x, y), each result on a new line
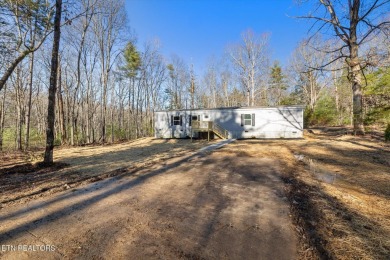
top-left (154, 107), bottom-right (304, 139)
top-left (154, 111), bottom-right (191, 138)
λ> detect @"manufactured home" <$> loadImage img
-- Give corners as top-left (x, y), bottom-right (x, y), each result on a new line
top-left (154, 106), bottom-right (304, 139)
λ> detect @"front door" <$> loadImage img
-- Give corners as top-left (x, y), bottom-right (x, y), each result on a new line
top-left (189, 115), bottom-right (200, 137)
top-left (171, 115), bottom-right (184, 138)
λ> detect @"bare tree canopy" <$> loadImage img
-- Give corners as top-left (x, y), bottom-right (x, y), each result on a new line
top-left (0, 0), bottom-right (55, 92)
top-left (228, 30), bottom-right (270, 107)
top-left (0, 0), bottom-right (97, 93)
top-left (0, 1), bottom-right (388, 159)
top-left (298, 0), bottom-right (390, 134)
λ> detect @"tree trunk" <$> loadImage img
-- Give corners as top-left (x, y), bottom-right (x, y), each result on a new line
top-left (16, 102), bottom-right (22, 151)
top-left (135, 81), bottom-right (140, 138)
top-left (64, 78), bottom-right (71, 144)
top-left (24, 50), bottom-right (35, 150)
top-left (247, 89), bottom-right (250, 107)
top-left (92, 115), bottom-right (96, 143)
top-left (0, 84), bottom-right (7, 151)
top-left (101, 75), bottom-right (107, 144)
top-left (72, 21), bottom-right (89, 146)
top-left (44, 0), bottom-right (62, 164)
top-left (70, 113), bottom-right (75, 145)
top-left (127, 78), bottom-right (132, 140)
top-left (350, 62), bottom-right (364, 135)
top-left (251, 77), bottom-right (255, 106)
top-left (349, 30), bottom-right (365, 135)
top-left (15, 67), bottom-right (23, 151)
top-left (348, 0), bottom-right (365, 135)
top-left (332, 71), bottom-right (341, 125)
top-left (132, 78), bottom-right (136, 139)
top-left (86, 79), bottom-right (91, 143)
top-left (80, 92), bottom-right (86, 144)
top-left (57, 62), bottom-right (66, 144)
top-left (111, 84), bottom-right (115, 143)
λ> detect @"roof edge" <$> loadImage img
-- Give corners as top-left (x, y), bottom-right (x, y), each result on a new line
top-left (155, 105), bottom-right (305, 113)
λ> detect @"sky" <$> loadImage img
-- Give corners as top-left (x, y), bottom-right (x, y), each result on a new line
top-left (125, 0), bottom-right (312, 75)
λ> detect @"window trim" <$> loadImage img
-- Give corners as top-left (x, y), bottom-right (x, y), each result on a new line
top-left (241, 113), bottom-right (255, 127)
top-left (244, 114), bottom-right (252, 126)
top-left (173, 116), bottom-right (181, 126)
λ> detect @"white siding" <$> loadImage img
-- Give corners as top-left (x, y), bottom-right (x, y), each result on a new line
top-left (154, 106), bottom-right (304, 139)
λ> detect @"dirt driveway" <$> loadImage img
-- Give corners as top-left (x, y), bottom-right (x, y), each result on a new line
top-left (0, 138), bottom-right (213, 205)
top-left (0, 141), bottom-right (297, 259)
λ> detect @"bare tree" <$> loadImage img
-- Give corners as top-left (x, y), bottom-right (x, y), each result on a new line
top-left (13, 65), bottom-right (28, 150)
top-left (63, 0), bottom-right (95, 145)
top-left (56, 56), bottom-right (67, 144)
top-left (166, 55), bottom-right (190, 109)
top-left (139, 40), bottom-right (166, 135)
top-left (203, 60), bottom-right (219, 108)
top-left (289, 38), bottom-right (330, 112)
top-left (43, 0), bottom-right (62, 164)
top-left (218, 57), bottom-right (234, 107)
top-left (0, 83), bottom-right (6, 150)
top-left (220, 70), bottom-right (232, 107)
top-left (92, 0), bottom-right (126, 143)
top-left (228, 30), bottom-right (270, 106)
top-left (299, 0), bottom-right (390, 134)
top-left (0, 0), bottom-right (55, 93)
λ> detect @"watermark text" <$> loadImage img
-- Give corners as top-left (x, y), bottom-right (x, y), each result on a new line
top-left (1, 245), bottom-right (56, 252)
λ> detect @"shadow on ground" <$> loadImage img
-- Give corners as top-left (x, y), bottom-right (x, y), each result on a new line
top-left (0, 143), bottom-right (297, 260)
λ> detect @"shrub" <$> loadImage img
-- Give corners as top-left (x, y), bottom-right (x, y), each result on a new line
top-left (310, 95), bottom-right (338, 126)
top-left (385, 124), bottom-right (390, 141)
top-left (303, 107), bottom-right (313, 128)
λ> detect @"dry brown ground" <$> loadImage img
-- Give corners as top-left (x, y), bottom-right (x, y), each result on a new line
top-left (232, 130), bottom-right (390, 260)
top-left (0, 138), bottom-right (213, 206)
top-left (0, 132), bottom-right (389, 259)
top-left (0, 139), bottom-right (297, 260)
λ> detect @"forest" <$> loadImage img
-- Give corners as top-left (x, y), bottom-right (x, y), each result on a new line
top-left (0, 0), bottom-right (389, 155)
top-left (1, 1), bottom-right (390, 259)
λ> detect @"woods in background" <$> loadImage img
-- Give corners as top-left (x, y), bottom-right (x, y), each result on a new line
top-left (0, 0), bottom-right (389, 151)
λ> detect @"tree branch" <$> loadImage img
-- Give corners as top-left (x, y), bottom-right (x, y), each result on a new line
top-left (358, 20), bottom-right (390, 45)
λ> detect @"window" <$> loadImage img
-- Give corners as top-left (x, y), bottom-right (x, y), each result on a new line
top-left (189, 115), bottom-right (199, 126)
top-left (241, 113), bottom-right (255, 126)
top-left (204, 115), bottom-right (209, 119)
top-left (173, 116), bottom-right (181, 125)
top-left (244, 114), bottom-right (252, 125)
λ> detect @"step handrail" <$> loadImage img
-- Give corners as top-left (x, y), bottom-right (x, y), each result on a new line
top-left (212, 122), bottom-right (229, 139)
top-left (191, 120), bottom-right (229, 139)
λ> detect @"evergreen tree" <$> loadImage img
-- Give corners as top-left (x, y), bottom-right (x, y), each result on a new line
top-left (269, 61), bottom-right (287, 106)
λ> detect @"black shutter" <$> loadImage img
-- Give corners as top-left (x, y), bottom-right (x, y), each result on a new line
top-left (241, 114), bottom-right (244, 126)
top-left (252, 113), bottom-right (255, 126)
top-left (171, 115), bottom-right (173, 126)
top-left (180, 115), bottom-right (183, 126)
top-left (189, 115), bottom-right (192, 126)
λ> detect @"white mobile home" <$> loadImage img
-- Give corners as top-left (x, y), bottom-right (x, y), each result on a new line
top-left (154, 106), bottom-right (304, 139)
